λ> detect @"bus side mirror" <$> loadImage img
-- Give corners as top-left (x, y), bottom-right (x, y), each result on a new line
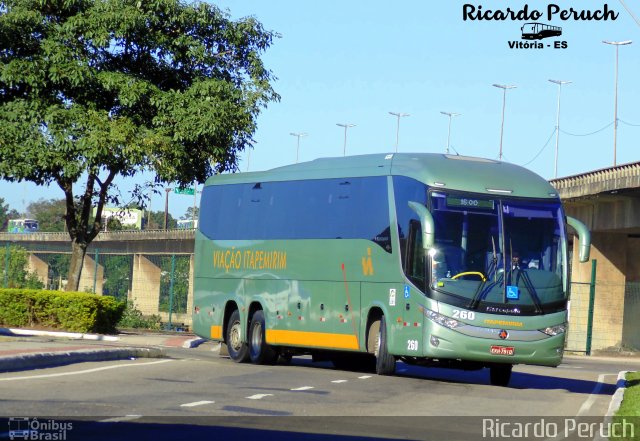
top-left (567, 216), bottom-right (591, 262)
top-left (408, 201), bottom-right (434, 251)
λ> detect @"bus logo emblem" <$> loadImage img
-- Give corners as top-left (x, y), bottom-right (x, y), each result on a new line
top-left (521, 22), bottom-right (562, 40)
top-left (362, 247), bottom-right (374, 276)
top-left (499, 329), bottom-right (509, 340)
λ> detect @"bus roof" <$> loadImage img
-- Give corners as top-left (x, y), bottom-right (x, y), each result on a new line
top-left (205, 153), bottom-right (558, 199)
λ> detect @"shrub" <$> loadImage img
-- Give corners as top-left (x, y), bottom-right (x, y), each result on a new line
top-left (117, 301), bottom-right (162, 330)
top-left (0, 289), bottom-right (125, 334)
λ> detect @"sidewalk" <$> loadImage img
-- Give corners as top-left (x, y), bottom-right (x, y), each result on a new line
top-left (0, 328), bottom-right (207, 373)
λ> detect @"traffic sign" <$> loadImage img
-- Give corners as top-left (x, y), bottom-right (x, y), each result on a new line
top-left (174, 187), bottom-right (195, 196)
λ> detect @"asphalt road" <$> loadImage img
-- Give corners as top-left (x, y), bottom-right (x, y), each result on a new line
top-left (1, 344), bottom-right (639, 440)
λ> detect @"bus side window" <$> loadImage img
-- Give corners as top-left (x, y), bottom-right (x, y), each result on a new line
top-left (406, 219), bottom-right (425, 290)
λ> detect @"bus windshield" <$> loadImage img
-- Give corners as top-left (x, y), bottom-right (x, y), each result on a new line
top-left (428, 192), bottom-right (566, 314)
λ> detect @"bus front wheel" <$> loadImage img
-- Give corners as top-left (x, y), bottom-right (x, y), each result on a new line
top-left (368, 316), bottom-right (395, 376)
top-left (489, 364), bottom-right (513, 386)
top-left (226, 310), bottom-right (249, 363)
top-left (248, 310), bottom-right (277, 365)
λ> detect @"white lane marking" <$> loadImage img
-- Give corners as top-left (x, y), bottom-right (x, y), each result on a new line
top-left (358, 375), bottom-right (372, 379)
top-left (0, 359), bottom-right (173, 382)
top-left (291, 386), bottom-right (314, 391)
top-left (331, 380), bottom-right (348, 383)
top-left (557, 365), bottom-right (583, 369)
top-left (577, 373), bottom-right (612, 417)
top-left (246, 394), bottom-right (273, 400)
top-left (180, 400), bottom-right (215, 407)
top-left (98, 415), bottom-right (143, 423)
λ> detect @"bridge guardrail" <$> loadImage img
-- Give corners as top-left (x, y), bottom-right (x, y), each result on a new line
top-left (0, 228), bottom-right (196, 242)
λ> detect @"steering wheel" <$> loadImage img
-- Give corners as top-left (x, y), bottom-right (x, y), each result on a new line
top-left (451, 271), bottom-right (487, 282)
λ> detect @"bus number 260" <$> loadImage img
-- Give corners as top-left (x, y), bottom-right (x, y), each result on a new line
top-left (452, 310), bottom-right (475, 320)
top-left (407, 340), bottom-right (419, 351)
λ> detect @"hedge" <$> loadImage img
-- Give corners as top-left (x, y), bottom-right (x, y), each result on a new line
top-left (0, 289), bottom-right (125, 334)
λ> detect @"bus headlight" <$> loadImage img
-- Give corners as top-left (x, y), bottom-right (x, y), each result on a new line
top-left (425, 309), bottom-right (463, 329)
top-left (540, 324), bottom-right (566, 336)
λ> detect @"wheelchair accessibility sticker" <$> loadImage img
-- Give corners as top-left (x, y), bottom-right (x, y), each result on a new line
top-left (506, 285), bottom-right (520, 300)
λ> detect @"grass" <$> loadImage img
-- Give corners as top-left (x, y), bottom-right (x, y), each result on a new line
top-left (617, 371), bottom-right (640, 416)
top-left (612, 371), bottom-right (640, 440)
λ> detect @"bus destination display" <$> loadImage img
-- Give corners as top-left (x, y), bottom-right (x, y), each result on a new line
top-left (446, 196), bottom-right (494, 210)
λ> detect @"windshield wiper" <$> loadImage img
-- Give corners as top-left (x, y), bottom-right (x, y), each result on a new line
top-left (514, 269), bottom-right (544, 314)
top-left (469, 270), bottom-right (503, 310)
top-left (469, 235), bottom-right (500, 310)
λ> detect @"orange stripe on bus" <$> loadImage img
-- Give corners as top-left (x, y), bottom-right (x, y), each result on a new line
top-left (266, 330), bottom-right (359, 350)
top-left (210, 325), bottom-right (223, 339)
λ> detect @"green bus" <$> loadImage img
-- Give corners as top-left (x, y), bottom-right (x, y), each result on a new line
top-left (7, 218), bottom-right (39, 233)
top-left (192, 153), bottom-right (590, 386)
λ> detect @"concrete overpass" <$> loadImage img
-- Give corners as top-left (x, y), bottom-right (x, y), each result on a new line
top-left (0, 229), bottom-right (195, 326)
top-left (550, 160), bottom-right (640, 352)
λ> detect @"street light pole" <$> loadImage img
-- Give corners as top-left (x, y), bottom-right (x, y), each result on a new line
top-left (289, 132), bottom-right (308, 164)
top-left (440, 111), bottom-right (461, 154)
top-left (549, 79), bottom-right (571, 178)
top-left (336, 123), bottom-right (356, 156)
top-left (603, 40), bottom-right (632, 166)
top-left (163, 187), bottom-right (172, 230)
top-left (389, 112), bottom-right (410, 153)
top-left (493, 84), bottom-right (516, 161)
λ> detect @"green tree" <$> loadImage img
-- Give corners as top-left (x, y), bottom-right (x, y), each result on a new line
top-left (181, 206), bottom-right (199, 221)
top-left (102, 254), bottom-right (132, 301)
top-left (0, 197), bottom-right (20, 231)
top-left (0, 0), bottom-right (278, 290)
top-left (145, 210), bottom-right (177, 230)
top-left (0, 245), bottom-right (45, 289)
top-left (26, 198), bottom-right (66, 232)
top-left (159, 255), bottom-right (189, 314)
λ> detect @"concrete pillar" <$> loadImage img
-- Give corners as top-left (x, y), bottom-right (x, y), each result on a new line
top-left (622, 237), bottom-right (640, 349)
top-left (79, 255), bottom-right (104, 295)
top-left (569, 233), bottom-right (626, 351)
top-left (130, 254), bottom-right (161, 316)
top-left (27, 254), bottom-right (49, 289)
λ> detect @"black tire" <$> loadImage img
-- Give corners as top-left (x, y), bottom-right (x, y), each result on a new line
top-left (248, 310), bottom-right (277, 365)
top-left (226, 309), bottom-right (249, 363)
top-left (489, 364), bottom-right (513, 386)
top-left (368, 316), bottom-right (395, 376)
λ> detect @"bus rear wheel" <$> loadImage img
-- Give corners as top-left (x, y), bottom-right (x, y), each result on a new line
top-left (368, 316), bottom-right (395, 376)
top-left (226, 309), bottom-right (249, 363)
top-left (489, 364), bottom-right (513, 386)
top-left (248, 310), bottom-right (277, 365)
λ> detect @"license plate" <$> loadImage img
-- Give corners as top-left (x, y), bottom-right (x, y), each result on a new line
top-left (490, 345), bottom-right (515, 356)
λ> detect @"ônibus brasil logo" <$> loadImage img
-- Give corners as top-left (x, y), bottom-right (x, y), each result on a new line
top-left (462, 3), bottom-right (619, 50)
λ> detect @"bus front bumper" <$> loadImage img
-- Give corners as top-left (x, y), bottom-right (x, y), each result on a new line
top-left (421, 323), bottom-right (565, 367)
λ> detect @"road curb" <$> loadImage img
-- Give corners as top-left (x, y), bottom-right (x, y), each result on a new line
top-left (0, 347), bottom-right (165, 373)
top-left (606, 371), bottom-right (628, 417)
top-left (593, 371), bottom-right (628, 441)
top-left (182, 337), bottom-right (206, 349)
top-left (0, 327), bottom-right (120, 342)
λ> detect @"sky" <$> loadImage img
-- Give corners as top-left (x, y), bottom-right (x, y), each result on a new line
top-left (2, 0), bottom-right (639, 220)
